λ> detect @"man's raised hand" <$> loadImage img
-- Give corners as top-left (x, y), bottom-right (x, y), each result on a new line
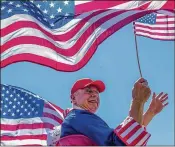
top-left (132, 78), bottom-right (151, 104)
top-left (148, 92), bottom-right (168, 115)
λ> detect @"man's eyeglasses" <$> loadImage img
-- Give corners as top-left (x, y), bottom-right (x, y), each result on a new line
top-left (83, 88), bottom-right (99, 95)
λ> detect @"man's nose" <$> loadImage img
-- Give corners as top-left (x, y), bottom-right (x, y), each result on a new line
top-left (91, 92), bottom-right (97, 96)
top-left (91, 93), bottom-right (99, 100)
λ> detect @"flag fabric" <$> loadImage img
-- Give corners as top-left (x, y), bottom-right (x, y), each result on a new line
top-left (0, 84), bottom-right (64, 146)
top-left (1, 1), bottom-right (174, 72)
top-left (133, 13), bottom-right (175, 40)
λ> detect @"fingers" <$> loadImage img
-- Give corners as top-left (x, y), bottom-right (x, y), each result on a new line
top-left (161, 93), bottom-right (168, 105)
top-left (144, 87), bottom-right (151, 97)
top-left (132, 78), bottom-right (152, 103)
top-left (154, 92), bottom-right (168, 100)
top-left (156, 92), bottom-right (168, 102)
top-left (163, 102), bottom-right (169, 107)
top-left (156, 92), bottom-right (164, 99)
top-left (161, 96), bottom-right (168, 103)
top-left (134, 78), bottom-right (148, 87)
top-left (155, 92), bottom-right (169, 106)
top-left (136, 78), bottom-right (146, 83)
top-left (152, 92), bottom-right (156, 99)
top-left (141, 80), bottom-right (148, 86)
top-left (159, 93), bottom-right (168, 100)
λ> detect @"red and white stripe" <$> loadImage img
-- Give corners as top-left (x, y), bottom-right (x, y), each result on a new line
top-left (0, 102), bottom-right (64, 146)
top-left (114, 117), bottom-right (151, 146)
top-left (1, 1), bottom-right (174, 71)
top-left (75, 1), bottom-right (174, 14)
top-left (134, 13), bottom-right (175, 40)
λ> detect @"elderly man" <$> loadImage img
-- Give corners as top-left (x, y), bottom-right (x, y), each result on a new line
top-left (57, 78), bottom-right (168, 146)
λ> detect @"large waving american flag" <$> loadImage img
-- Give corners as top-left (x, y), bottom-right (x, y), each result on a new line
top-left (0, 84), bottom-right (64, 146)
top-left (1, 1), bottom-right (174, 71)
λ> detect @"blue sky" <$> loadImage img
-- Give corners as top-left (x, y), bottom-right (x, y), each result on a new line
top-left (1, 23), bottom-right (174, 145)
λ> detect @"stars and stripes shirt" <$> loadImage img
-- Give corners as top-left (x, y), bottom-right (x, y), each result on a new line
top-left (60, 109), bottom-right (151, 146)
top-left (0, 84), bottom-right (64, 146)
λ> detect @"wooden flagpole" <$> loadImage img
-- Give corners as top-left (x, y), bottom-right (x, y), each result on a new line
top-left (133, 22), bottom-right (142, 77)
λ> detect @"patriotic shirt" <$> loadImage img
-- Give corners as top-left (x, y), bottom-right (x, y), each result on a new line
top-left (60, 109), bottom-right (151, 146)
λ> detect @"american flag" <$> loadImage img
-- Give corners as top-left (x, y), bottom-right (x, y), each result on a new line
top-left (1, 1), bottom-right (174, 71)
top-left (133, 13), bottom-right (175, 40)
top-left (0, 84), bottom-right (64, 146)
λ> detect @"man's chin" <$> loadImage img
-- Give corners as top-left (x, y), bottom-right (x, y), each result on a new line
top-left (80, 103), bottom-right (98, 113)
top-left (89, 107), bottom-right (98, 113)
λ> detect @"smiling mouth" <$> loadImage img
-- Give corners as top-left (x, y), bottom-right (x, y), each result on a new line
top-left (88, 100), bottom-right (98, 104)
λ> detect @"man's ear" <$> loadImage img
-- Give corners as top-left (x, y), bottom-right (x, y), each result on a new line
top-left (70, 94), bottom-right (76, 104)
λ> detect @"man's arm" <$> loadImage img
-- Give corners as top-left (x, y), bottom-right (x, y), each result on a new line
top-left (129, 78), bottom-right (151, 125)
top-left (129, 100), bottom-right (144, 125)
top-left (143, 109), bottom-right (155, 127)
top-left (143, 92), bottom-right (168, 126)
top-left (114, 116), bottom-right (151, 146)
top-left (71, 110), bottom-right (151, 146)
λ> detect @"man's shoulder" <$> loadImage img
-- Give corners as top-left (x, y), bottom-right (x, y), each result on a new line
top-left (62, 109), bottom-right (89, 125)
top-left (63, 109), bottom-right (96, 122)
top-left (65, 109), bottom-right (94, 118)
top-left (64, 109), bottom-right (107, 125)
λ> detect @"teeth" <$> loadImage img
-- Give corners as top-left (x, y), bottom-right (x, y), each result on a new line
top-left (89, 101), bottom-right (97, 103)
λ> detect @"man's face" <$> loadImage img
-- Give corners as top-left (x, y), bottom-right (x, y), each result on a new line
top-left (72, 86), bottom-right (100, 113)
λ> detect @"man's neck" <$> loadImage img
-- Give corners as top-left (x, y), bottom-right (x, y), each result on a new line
top-left (73, 105), bottom-right (84, 110)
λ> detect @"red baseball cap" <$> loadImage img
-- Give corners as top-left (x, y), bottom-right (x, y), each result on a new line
top-left (71, 78), bottom-right (105, 94)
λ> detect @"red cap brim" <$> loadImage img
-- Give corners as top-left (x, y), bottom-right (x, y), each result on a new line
top-left (84, 80), bottom-right (105, 93)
